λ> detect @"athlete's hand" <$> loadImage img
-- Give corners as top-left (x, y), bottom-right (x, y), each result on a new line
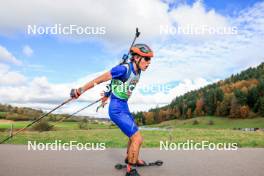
top-left (100, 91), bottom-right (109, 106)
top-left (70, 88), bottom-right (83, 99)
top-left (96, 92), bottom-right (109, 112)
top-left (101, 96), bottom-right (108, 106)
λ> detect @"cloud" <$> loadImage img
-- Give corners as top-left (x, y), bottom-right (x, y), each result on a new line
top-left (0, 76), bottom-right (70, 104)
top-left (0, 45), bottom-right (22, 65)
top-left (0, 65), bottom-right (210, 117)
top-left (168, 0), bottom-right (230, 34)
top-left (0, 0), bottom-right (170, 46)
top-left (22, 45), bottom-right (33, 56)
top-left (0, 63), bottom-right (26, 86)
top-left (139, 0), bottom-right (264, 86)
top-left (0, 66), bottom-right (109, 116)
top-left (127, 77), bottom-right (211, 112)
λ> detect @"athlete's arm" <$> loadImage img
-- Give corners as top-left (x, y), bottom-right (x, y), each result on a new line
top-left (82, 71), bottom-right (112, 92)
top-left (70, 71), bottom-right (112, 99)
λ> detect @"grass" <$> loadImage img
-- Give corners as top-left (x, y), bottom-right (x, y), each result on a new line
top-left (0, 128), bottom-right (264, 147)
top-left (0, 121), bottom-right (30, 129)
top-left (0, 121), bottom-right (112, 130)
top-left (2, 116), bottom-right (263, 130)
top-left (0, 117), bottom-right (264, 148)
top-left (151, 116), bottom-right (264, 129)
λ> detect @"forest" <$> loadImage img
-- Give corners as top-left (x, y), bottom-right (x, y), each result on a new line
top-left (133, 62), bottom-right (264, 125)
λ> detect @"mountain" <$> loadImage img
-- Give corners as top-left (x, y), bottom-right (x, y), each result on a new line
top-left (134, 62), bottom-right (264, 125)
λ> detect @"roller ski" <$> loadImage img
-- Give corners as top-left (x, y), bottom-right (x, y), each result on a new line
top-left (115, 160), bottom-right (163, 170)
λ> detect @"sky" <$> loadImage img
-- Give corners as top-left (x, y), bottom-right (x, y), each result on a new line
top-left (0, 0), bottom-right (263, 118)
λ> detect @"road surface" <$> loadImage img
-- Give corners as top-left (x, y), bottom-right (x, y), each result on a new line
top-left (0, 145), bottom-right (263, 176)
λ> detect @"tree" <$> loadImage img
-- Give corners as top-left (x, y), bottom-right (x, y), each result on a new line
top-left (240, 105), bottom-right (250, 118)
top-left (179, 101), bottom-right (188, 119)
top-left (230, 96), bottom-right (241, 118)
top-left (203, 88), bottom-right (224, 116)
top-left (234, 89), bottom-right (247, 105)
top-left (133, 112), bottom-right (144, 125)
top-left (257, 79), bottom-right (264, 97)
top-left (153, 107), bottom-right (161, 123)
top-left (256, 80), bottom-right (264, 115)
top-left (247, 87), bottom-right (258, 110)
top-left (187, 100), bottom-right (196, 112)
top-left (143, 112), bottom-right (154, 125)
top-left (215, 88), bottom-right (224, 102)
top-left (158, 110), bottom-right (168, 121)
top-left (194, 98), bottom-right (204, 116)
top-left (186, 108), bottom-right (192, 118)
top-left (174, 106), bottom-right (181, 118)
top-left (204, 89), bottom-right (215, 115)
top-left (218, 94), bottom-right (232, 116)
top-left (215, 101), bottom-right (221, 116)
top-left (259, 97), bottom-right (264, 116)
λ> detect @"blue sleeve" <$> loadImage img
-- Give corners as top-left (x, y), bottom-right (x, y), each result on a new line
top-left (110, 65), bottom-right (127, 80)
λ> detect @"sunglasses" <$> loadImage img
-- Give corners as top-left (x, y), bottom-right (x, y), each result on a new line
top-left (143, 57), bottom-right (151, 61)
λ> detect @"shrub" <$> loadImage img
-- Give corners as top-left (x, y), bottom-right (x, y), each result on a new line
top-left (108, 123), bottom-right (116, 129)
top-left (78, 118), bottom-right (89, 129)
top-left (5, 113), bottom-right (31, 121)
top-left (64, 118), bottom-right (78, 122)
top-left (192, 120), bottom-right (199, 125)
top-left (248, 111), bottom-right (257, 118)
top-left (208, 120), bottom-right (214, 125)
top-left (240, 105), bottom-right (250, 118)
top-left (32, 119), bottom-right (53, 132)
top-left (0, 112), bottom-right (6, 119)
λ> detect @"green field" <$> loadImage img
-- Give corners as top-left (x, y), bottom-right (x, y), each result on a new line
top-left (151, 116), bottom-right (264, 129)
top-left (1, 116), bottom-right (264, 130)
top-left (0, 117), bottom-right (264, 147)
top-left (0, 121), bottom-right (30, 129)
top-left (0, 128), bottom-right (264, 147)
top-left (0, 121), bottom-right (112, 130)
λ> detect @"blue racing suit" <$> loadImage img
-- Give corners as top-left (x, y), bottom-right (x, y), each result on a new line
top-left (108, 62), bottom-right (140, 137)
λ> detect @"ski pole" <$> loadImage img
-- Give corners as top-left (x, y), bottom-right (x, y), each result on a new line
top-left (129, 28), bottom-right (141, 52)
top-left (50, 98), bottom-right (101, 128)
top-left (122, 28), bottom-right (141, 63)
top-left (0, 98), bottom-right (73, 144)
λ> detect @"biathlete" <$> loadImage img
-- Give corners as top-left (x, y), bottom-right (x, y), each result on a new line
top-left (70, 44), bottom-right (153, 176)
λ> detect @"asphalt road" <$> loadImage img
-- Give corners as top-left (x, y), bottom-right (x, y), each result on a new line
top-left (0, 145), bottom-right (263, 176)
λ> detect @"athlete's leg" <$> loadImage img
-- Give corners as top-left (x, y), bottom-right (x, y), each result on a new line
top-left (109, 98), bottom-right (143, 175)
top-left (127, 131), bottom-right (143, 164)
top-left (126, 138), bottom-right (145, 165)
top-left (127, 138), bottom-right (131, 156)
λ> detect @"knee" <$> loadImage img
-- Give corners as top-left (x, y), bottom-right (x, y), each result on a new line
top-left (139, 136), bottom-right (144, 144)
top-left (131, 133), bottom-right (143, 145)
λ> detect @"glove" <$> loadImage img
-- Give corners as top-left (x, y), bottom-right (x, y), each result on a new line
top-left (101, 96), bottom-right (109, 106)
top-left (100, 91), bottom-right (109, 105)
top-left (96, 92), bottom-right (109, 112)
top-left (70, 88), bottom-right (83, 99)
